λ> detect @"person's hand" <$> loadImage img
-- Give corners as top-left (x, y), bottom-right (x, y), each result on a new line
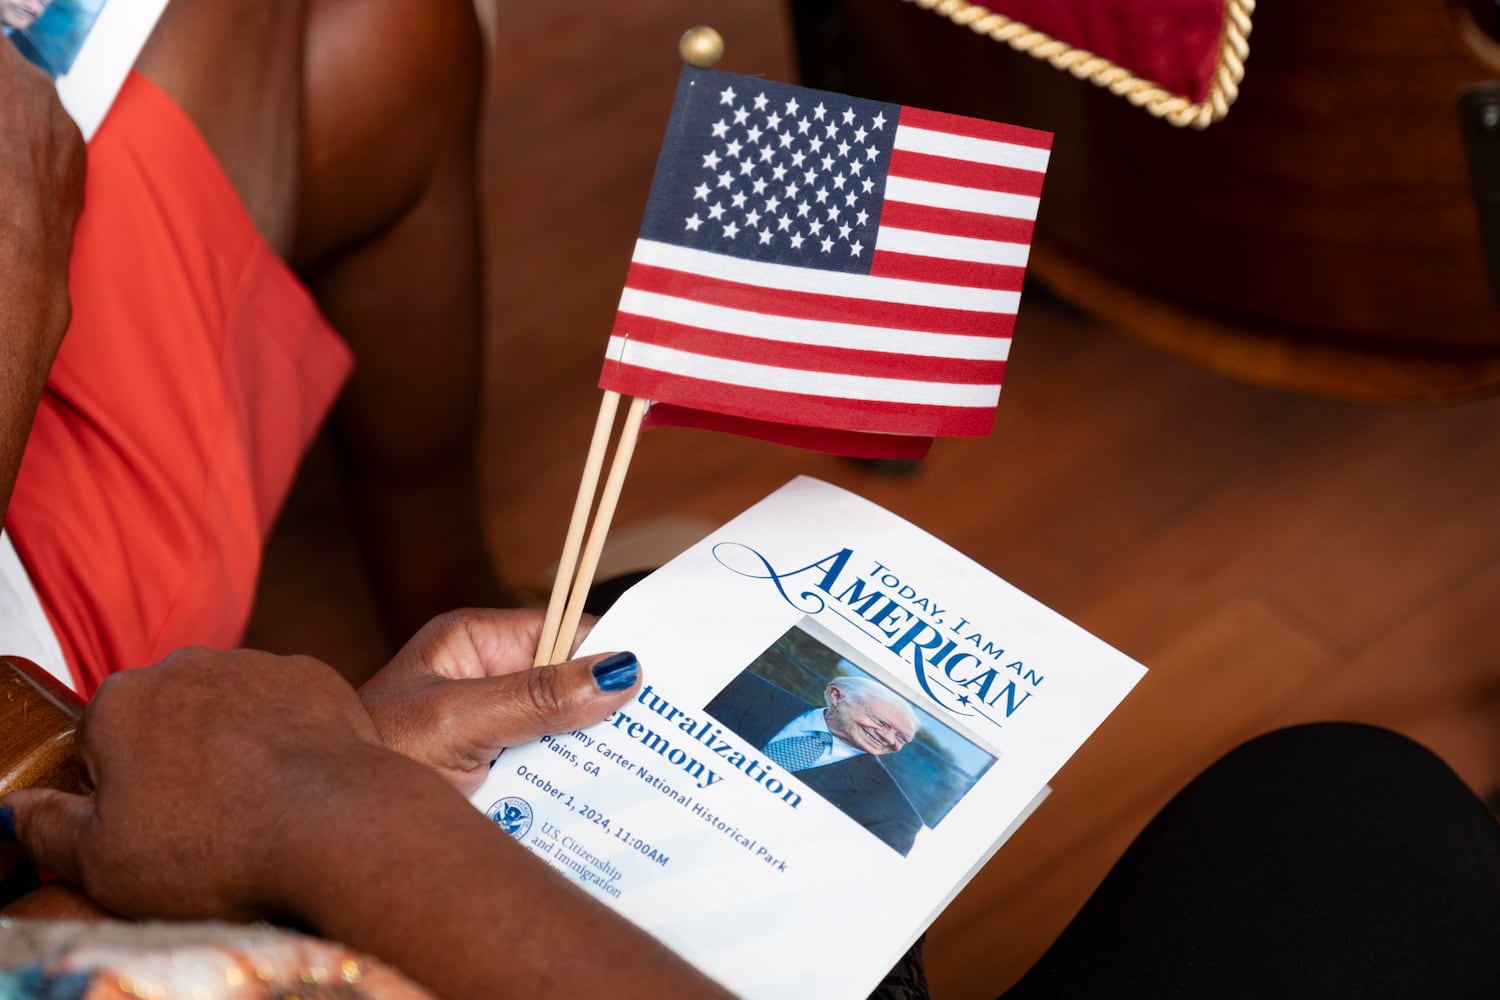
top-left (2, 641), bottom-right (727, 1000)
top-left (0, 647), bottom-right (401, 921)
top-left (359, 608), bottom-right (640, 795)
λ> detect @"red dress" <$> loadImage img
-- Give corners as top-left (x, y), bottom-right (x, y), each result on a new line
top-left (5, 72), bottom-right (353, 696)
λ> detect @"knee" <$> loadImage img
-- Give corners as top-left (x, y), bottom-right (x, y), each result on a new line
top-left (370, 0), bottom-right (485, 137)
top-left (321, 0), bottom-right (483, 137)
top-left (1204, 722), bottom-right (1481, 828)
top-left (300, 0), bottom-right (485, 257)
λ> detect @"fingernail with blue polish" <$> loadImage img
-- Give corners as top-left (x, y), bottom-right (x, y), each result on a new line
top-left (0, 806), bottom-right (15, 844)
top-left (592, 651), bottom-right (638, 692)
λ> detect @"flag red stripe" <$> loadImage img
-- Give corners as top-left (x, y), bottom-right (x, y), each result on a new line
top-left (642, 405), bottom-right (934, 460)
top-left (600, 364), bottom-right (998, 437)
top-left (870, 251), bottom-right (1028, 292)
top-left (877, 201), bottom-right (1036, 245)
top-left (888, 149), bottom-right (1047, 197)
top-left (610, 313), bottom-right (1008, 384)
top-left (897, 106), bottom-right (1054, 150)
top-left (623, 262), bottom-right (1015, 337)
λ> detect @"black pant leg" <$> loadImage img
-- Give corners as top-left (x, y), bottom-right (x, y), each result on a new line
top-left (1001, 722), bottom-right (1500, 999)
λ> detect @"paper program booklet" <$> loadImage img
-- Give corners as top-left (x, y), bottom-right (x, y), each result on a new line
top-left (4, 0), bottom-right (169, 139)
top-left (469, 477), bottom-right (1146, 998)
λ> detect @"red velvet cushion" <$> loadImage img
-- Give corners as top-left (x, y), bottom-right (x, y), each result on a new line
top-left (991, 0), bottom-right (1228, 103)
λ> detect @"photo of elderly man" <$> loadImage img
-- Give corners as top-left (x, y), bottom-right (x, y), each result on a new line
top-left (708, 667), bottom-right (926, 854)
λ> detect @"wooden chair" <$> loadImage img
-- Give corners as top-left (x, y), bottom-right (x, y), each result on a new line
top-left (0, 655), bottom-right (84, 799)
top-left (792, 0), bottom-right (1500, 403)
top-left (0, 655), bottom-right (85, 909)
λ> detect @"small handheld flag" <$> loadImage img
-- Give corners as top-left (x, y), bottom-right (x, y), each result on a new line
top-left (600, 65), bottom-right (1052, 460)
top-left (537, 53), bottom-right (1051, 666)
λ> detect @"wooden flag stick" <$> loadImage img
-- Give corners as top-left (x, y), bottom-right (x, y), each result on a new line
top-left (533, 390), bottom-right (623, 666)
top-left (546, 394), bottom-right (648, 664)
top-left (534, 32), bottom-right (722, 665)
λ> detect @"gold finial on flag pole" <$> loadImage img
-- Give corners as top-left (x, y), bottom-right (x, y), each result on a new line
top-left (678, 26), bottom-right (724, 67)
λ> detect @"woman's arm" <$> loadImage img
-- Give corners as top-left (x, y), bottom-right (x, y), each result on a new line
top-left (0, 40), bottom-right (84, 522)
top-left (1, 646), bottom-right (729, 1000)
top-left (278, 744), bottom-right (728, 1000)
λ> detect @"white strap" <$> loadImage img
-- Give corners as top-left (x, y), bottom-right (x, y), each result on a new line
top-left (0, 529), bottom-right (76, 692)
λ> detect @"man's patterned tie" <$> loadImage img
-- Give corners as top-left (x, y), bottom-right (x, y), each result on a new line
top-left (763, 730), bottom-right (833, 772)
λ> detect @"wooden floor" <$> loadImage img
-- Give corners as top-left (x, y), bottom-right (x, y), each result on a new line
top-left (257, 2), bottom-right (1500, 995)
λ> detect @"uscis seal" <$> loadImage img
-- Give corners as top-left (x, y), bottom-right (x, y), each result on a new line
top-left (487, 796), bottom-right (533, 839)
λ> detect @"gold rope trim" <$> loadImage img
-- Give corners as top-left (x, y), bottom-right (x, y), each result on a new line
top-left (899, 0), bottom-right (1255, 129)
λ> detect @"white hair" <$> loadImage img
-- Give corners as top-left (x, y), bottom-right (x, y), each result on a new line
top-left (826, 675), bottom-right (919, 734)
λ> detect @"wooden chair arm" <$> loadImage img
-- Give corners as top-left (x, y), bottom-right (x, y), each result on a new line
top-left (0, 654), bottom-right (85, 799)
top-left (0, 655), bottom-right (87, 907)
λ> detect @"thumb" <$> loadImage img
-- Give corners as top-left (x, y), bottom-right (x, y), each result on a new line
top-left (442, 650), bottom-right (642, 753)
top-left (2, 788), bottom-right (95, 885)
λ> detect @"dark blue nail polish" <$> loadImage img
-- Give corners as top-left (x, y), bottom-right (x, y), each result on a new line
top-left (0, 806), bottom-right (15, 844)
top-left (591, 651), bottom-right (638, 692)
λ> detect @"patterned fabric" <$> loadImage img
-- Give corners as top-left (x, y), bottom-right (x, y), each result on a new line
top-left (0, 918), bottom-right (931, 998)
top-left (0, 918), bottom-right (433, 999)
top-left (763, 730), bottom-right (833, 771)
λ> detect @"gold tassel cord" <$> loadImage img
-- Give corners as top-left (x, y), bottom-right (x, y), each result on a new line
top-left (900, 0), bottom-right (1256, 129)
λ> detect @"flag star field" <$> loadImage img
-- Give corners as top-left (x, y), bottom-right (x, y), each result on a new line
top-left (637, 78), bottom-right (899, 272)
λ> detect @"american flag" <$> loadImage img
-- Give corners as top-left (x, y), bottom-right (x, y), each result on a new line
top-left (599, 67), bottom-right (1051, 459)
